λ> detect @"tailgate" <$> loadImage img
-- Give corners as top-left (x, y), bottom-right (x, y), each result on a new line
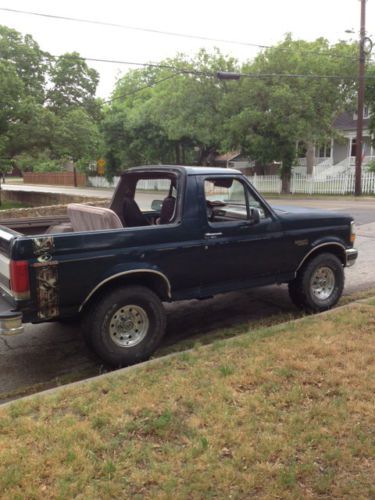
top-left (0, 226), bottom-right (21, 297)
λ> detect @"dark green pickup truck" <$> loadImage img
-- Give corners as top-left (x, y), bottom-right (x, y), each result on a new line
top-left (0, 166), bottom-right (358, 365)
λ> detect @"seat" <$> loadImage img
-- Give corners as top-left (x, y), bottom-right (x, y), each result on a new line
top-left (122, 197), bottom-right (150, 227)
top-left (67, 204), bottom-right (123, 232)
top-left (45, 223), bottom-right (73, 234)
top-left (158, 196), bottom-right (176, 224)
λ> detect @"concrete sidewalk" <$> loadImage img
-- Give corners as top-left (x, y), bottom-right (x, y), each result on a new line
top-left (2, 182), bottom-right (113, 199)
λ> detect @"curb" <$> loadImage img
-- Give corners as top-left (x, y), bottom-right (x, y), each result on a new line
top-left (1, 297), bottom-right (374, 410)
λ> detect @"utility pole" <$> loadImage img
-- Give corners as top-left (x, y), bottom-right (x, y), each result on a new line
top-left (355, 0), bottom-right (366, 197)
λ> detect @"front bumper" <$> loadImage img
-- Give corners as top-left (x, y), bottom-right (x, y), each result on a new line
top-left (345, 248), bottom-right (358, 267)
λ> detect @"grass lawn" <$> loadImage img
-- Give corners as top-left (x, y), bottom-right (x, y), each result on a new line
top-left (0, 300), bottom-right (374, 498)
top-left (0, 201), bottom-right (29, 210)
top-left (3, 178), bottom-right (24, 184)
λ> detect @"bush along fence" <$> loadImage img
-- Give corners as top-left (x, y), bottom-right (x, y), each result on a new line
top-left (88, 172), bottom-right (375, 195)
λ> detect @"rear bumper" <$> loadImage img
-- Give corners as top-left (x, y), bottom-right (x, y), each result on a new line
top-left (0, 293), bottom-right (23, 336)
top-left (0, 311), bottom-right (23, 336)
top-left (345, 248), bottom-right (358, 267)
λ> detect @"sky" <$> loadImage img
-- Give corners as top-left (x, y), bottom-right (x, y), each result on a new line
top-left (0, 0), bottom-right (374, 98)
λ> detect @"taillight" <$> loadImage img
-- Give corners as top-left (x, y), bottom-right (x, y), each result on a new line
top-left (10, 260), bottom-right (30, 298)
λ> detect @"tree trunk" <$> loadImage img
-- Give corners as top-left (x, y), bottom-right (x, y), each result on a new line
top-left (175, 143), bottom-right (181, 165)
top-left (306, 142), bottom-right (315, 175)
top-left (281, 170), bottom-right (291, 194)
top-left (181, 145), bottom-right (186, 165)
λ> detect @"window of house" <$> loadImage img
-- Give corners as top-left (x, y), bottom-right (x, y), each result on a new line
top-left (354, 107), bottom-right (371, 120)
top-left (317, 142), bottom-right (331, 158)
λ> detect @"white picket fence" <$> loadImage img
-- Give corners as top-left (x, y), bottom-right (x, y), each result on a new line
top-left (88, 172), bottom-right (375, 195)
top-left (248, 174), bottom-right (282, 193)
top-left (88, 176), bottom-right (120, 188)
top-left (248, 172), bottom-right (375, 195)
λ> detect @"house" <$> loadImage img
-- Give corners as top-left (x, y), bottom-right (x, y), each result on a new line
top-left (294, 108), bottom-right (374, 176)
top-left (332, 109), bottom-right (373, 164)
top-left (211, 151), bottom-right (279, 175)
top-left (210, 150), bottom-right (247, 168)
top-left (211, 107), bottom-right (374, 177)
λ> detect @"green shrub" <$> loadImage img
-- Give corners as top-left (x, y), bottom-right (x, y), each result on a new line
top-left (367, 160), bottom-right (375, 173)
top-left (14, 151), bottom-right (65, 173)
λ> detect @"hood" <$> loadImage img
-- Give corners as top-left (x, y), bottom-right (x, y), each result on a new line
top-left (271, 204), bottom-right (353, 228)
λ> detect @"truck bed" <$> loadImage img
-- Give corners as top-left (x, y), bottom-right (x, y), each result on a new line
top-left (0, 215), bottom-right (72, 236)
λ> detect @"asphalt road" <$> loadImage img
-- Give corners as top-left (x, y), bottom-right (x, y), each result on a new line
top-left (0, 187), bottom-right (374, 402)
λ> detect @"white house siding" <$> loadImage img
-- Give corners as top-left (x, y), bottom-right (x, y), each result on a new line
top-left (333, 141), bottom-right (348, 165)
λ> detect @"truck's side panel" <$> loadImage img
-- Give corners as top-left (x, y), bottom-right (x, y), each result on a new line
top-left (0, 167), bottom-right (357, 329)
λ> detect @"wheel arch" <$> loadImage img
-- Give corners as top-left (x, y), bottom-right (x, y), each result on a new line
top-left (295, 242), bottom-right (346, 274)
top-left (79, 270), bottom-right (171, 313)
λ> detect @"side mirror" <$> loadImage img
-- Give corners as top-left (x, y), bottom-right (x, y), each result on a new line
top-left (250, 207), bottom-right (261, 224)
top-left (151, 199), bottom-right (162, 211)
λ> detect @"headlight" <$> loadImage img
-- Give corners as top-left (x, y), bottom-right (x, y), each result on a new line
top-left (350, 221), bottom-right (356, 243)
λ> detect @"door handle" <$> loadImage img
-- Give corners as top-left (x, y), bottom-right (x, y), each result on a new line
top-left (204, 232), bottom-right (223, 239)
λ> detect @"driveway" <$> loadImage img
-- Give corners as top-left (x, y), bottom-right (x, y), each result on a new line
top-left (0, 191), bottom-right (374, 402)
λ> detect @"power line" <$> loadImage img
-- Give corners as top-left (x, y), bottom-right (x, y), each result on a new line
top-left (2, 49), bottom-right (371, 81)
top-left (105, 74), bottom-right (178, 103)
top-left (44, 53), bottom-right (374, 80)
top-left (0, 6), bottom-right (358, 61)
top-left (1, 46), bottom-right (371, 80)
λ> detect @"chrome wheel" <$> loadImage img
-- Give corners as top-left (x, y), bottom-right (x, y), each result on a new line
top-left (109, 305), bottom-right (149, 348)
top-left (310, 266), bottom-right (335, 300)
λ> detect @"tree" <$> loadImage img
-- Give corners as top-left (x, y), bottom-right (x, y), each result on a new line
top-left (0, 60), bottom-right (24, 158)
top-left (0, 26), bottom-right (104, 169)
top-left (148, 49), bottom-right (240, 164)
top-left (0, 25), bottom-right (48, 103)
top-left (102, 67), bottom-right (180, 173)
top-left (6, 100), bottom-right (58, 157)
top-left (102, 49), bottom-right (240, 172)
top-left (53, 108), bottom-right (103, 162)
top-left (47, 52), bottom-right (100, 118)
top-left (223, 36), bottom-right (357, 190)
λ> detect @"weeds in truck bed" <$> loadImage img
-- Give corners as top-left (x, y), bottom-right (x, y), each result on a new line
top-left (0, 301), bottom-right (374, 498)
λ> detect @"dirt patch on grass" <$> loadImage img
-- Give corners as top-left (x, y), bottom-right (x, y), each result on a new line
top-left (0, 302), bottom-right (374, 498)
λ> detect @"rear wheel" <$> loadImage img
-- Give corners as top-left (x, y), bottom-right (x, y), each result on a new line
top-left (288, 253), bottom-right (344, 313)
top-left (82, 286), bottom-right (166, 366)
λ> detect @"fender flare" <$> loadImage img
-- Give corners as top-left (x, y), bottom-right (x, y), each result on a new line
top-left (79, 269), bottom-right (171, 312)
top-left (295, 241), bottom-right (346, 273)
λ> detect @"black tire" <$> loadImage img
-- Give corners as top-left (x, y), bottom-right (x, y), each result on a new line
top-left (82, 286), bottom-right (166, 367)
top-left (288, 252), bottom-right (344, 313)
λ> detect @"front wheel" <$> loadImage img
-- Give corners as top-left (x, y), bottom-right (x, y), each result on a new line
top-left (288, 253), bottom-right (344, 313)
top-left (82, 285), bottom-right (166, 367)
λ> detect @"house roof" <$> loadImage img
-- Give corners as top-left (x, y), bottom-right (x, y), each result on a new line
top-left (215, 150), bottom-right (241, 162)
top-left (334, 112), bottom-right (370, 131)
